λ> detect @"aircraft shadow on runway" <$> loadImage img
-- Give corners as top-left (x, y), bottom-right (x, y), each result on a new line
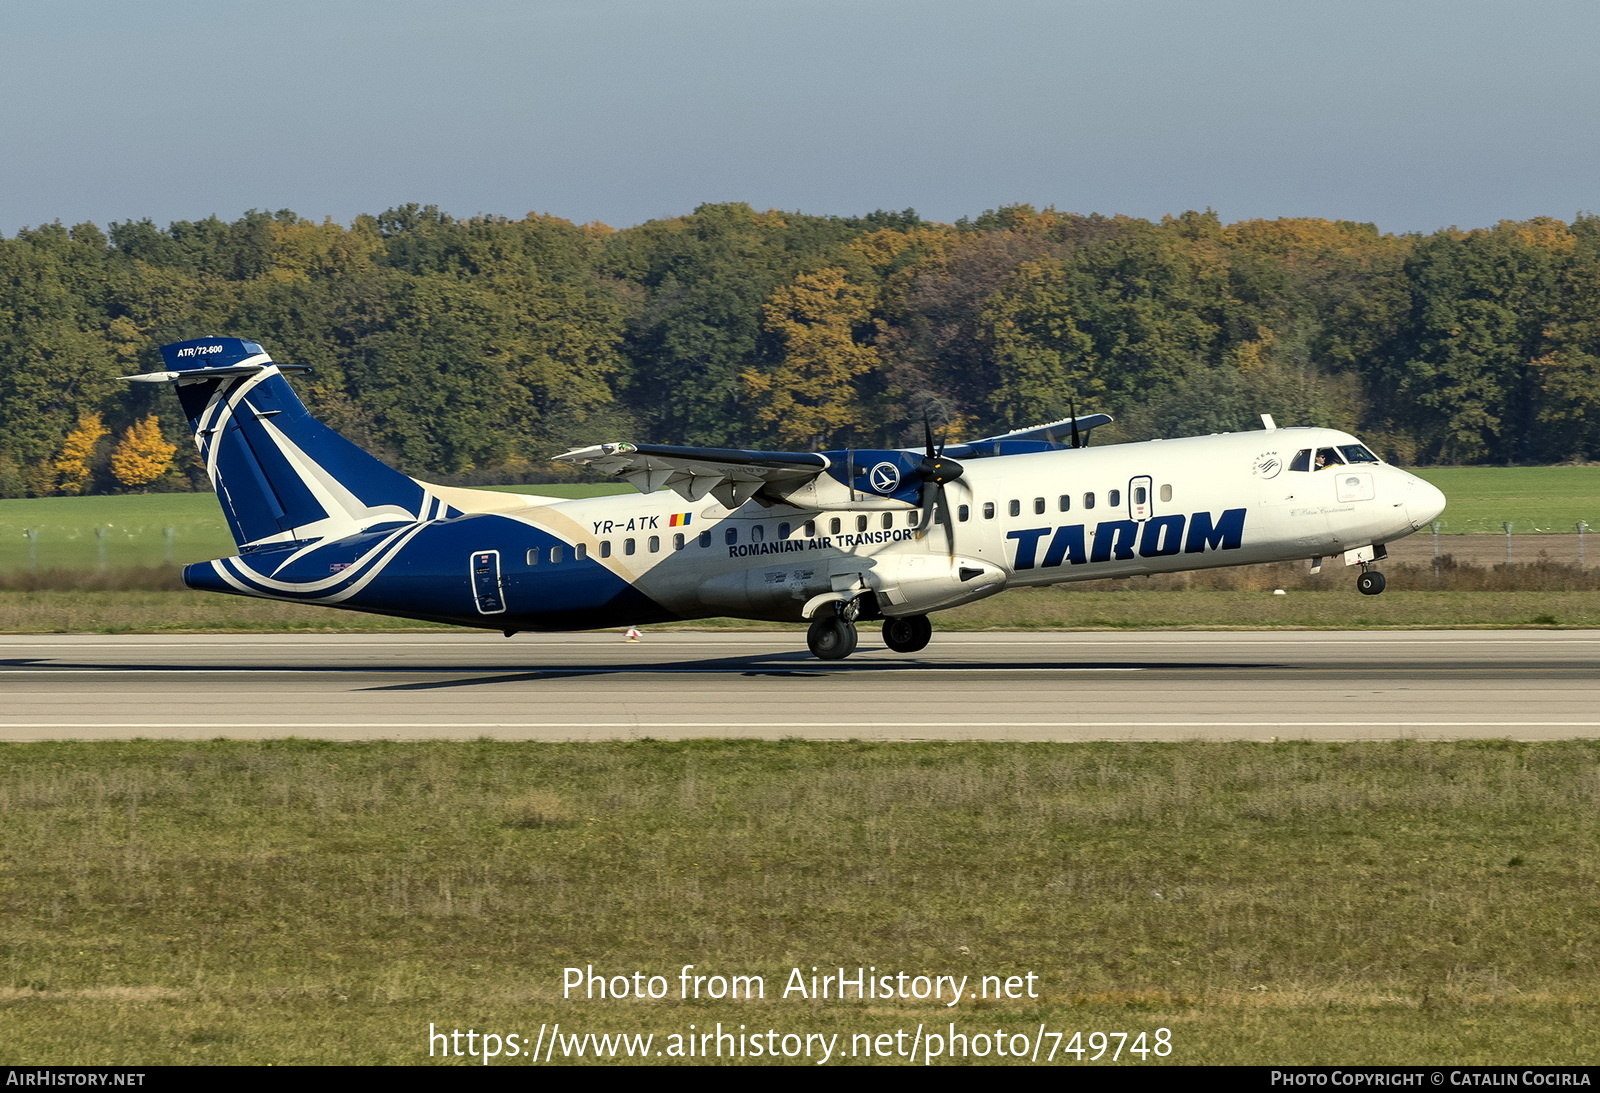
top-left (0, 653), bottom-right (1291, 692)
top-left (357, 653), bottom-right (1291, 691)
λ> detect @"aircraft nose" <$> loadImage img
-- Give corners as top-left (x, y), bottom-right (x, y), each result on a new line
top-left (1405, 475), bottom-right (1446, 529)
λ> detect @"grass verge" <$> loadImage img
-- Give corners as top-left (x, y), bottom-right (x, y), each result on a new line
top-left (0, 739), bottom-right (1595, 1065)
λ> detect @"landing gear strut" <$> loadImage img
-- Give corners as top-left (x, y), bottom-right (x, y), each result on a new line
top-left (807, 614), bottom-right (858, 660)
top-left (882, 614), bottom-right (933, 653)
top-left (1356, 565), bottom-right (1387, 596)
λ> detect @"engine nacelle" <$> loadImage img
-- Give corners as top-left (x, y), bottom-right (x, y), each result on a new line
top-left (864, 554), bottom-right (1008, 616)
top-left (696, 553), bottom-right (1007, 622)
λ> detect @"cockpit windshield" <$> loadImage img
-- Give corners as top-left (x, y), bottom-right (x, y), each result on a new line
top-left (1291, 443), bottom-right (1382, 472)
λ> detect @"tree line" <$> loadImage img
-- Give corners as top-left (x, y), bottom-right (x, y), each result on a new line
top-left (2, 202), bottom-right (1598, 497)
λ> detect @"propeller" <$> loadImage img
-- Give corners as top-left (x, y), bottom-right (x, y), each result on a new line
top-left (1068, 398), bottom-right (1082, 449)
top-left (915, 417), bottom-right (966, 557)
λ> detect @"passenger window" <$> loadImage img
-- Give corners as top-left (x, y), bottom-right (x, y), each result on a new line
top-left (983, 502), bottom-right (996, 519)
top-left (575, 543), bottom-right (588, 561)
top-left (1008, 499), bottom-right (1020, 517)
top-left (673, 533), bottom-right (685, 550)
top-left (1084, 493), bottom-right (1096, 510)
top-left (1059, 495), bottom-right (1071, 512)
top-left (856, 515), bottom-right (868, 532)
top-left (526, 549), bottom-right (539, 566)
top-left (1034, 497), bottom-right (1046, 515)
top-left (698, 531), bottom-right (711, 548)
top-left (881, 513), bottom-right (893, 529)
top-left (1159, 484), bottom-right (1172, 502)
top-left (648, 535), bottom-right (660, 553)
top-left (907, 510), bottom-right (919, 528)
top-left (624, 538), bottom-right (636, 556)
top-left (958, 505), bottom-right (970, 522)
top-left (778, 522), bottom-right (791, 538)
top-left (550, 546), bottom-right (564, 563)
top-left (601, 541), bottom-right (613, 559)
top-left (752, 525), bottom-right (764, 542)
top-left (830, 517), bottom-right (841, 535)
top-left (1290, 449), bottom-right (1312, 473)
top-left (1134, 487), bottom-right (1147, 505)
top-left (1109, 489), bottom-right (1121, 507)
top-left (725, 527), bottom-right (738, 546)
top-left (804, 521), bottom-right (815, 537)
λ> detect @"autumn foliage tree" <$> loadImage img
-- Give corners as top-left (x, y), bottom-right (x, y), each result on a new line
top-left (109, 414), bottom-right (177, 489)
top-left (52, 413), bottom-right (109, 494)
top-left (9, 203), bottom-right (1600, 493)
top-left (743, 267), bottom-right (879, 448)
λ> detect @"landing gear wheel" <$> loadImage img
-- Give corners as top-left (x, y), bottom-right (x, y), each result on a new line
top-left (881, 615), bottom-right (933, 653)
top-left (807, 616), bottom-right (859, 660)
top-left (1357, 569), bottom-right (1387, 596)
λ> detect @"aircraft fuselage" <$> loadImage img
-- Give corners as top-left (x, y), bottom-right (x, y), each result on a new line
top-left (185, 426), bottom-right (1445, 632)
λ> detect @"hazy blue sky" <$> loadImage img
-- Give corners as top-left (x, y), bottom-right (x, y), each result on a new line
top-left (4, 0), bottom-right (1597, 236)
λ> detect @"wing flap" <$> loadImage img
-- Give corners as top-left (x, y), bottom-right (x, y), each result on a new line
top-left (555, 443), bottom-right (829, 504)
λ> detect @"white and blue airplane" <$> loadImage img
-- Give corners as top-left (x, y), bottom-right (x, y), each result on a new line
top-left (129, 336), bottom-right (1447, 659)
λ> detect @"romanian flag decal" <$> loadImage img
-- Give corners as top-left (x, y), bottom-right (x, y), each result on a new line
top-left (669, 512), bottom-right (692, 527)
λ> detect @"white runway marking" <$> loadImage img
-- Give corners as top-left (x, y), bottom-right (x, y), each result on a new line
top-left (7, 721), bottom-right (1599, 730)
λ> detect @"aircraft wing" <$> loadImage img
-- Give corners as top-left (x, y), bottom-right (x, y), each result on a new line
top-left (959, 413), bottom-right (1114, 448)
top-left (554, 443), bottom-right (830, 508)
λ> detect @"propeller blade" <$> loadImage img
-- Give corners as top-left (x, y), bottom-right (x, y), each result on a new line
top-left (1069, 399), bottom-right (1081, 449)
top-left (915, 412), bottom-right (963, 558)
top-left (937, 483), bottom-right (957, 559)
top-left (918, 485), bottom-right (939, 541)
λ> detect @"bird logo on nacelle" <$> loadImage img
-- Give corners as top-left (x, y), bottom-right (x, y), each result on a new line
top-left (869, 462), bottom-right (902, 494)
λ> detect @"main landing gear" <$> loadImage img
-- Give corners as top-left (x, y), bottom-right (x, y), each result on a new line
top-left (804, 601), bottom-right (934, 660)
top-left (806, 615), bottom-right (859, 660)
top-left (881, 614), bottom-right (933, 653)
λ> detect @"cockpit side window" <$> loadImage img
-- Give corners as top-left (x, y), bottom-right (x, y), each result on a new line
top-left (1314, 447), bottom-right (1345, 470)
top-left (1339, 444), bottom-right (1379, 464)
top-left (1290, 449), bottom-right (1312, 472)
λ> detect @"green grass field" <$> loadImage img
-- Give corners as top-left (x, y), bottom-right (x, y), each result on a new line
top-left (1409, 466), bottom-right (1600, 533)
top-left (0, 484), bottom-right (632, 571)
top-left (1, 739), bottom-right (1594, 1065)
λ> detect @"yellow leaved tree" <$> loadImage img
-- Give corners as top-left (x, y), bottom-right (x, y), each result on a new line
top-left (743, 267), bottom-right (878, 448)
top-left (110, 415), bottom-right (178, 490)
top-left (53, 413), bottom-right (109, 494)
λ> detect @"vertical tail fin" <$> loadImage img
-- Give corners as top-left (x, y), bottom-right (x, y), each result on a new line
top-left (130, 337), bottom-right (437, 550)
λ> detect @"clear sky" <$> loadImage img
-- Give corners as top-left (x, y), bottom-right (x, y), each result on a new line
top-left (3, 0), bottom-right (1597, 237)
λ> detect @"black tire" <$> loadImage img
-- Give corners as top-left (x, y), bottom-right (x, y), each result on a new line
top-left (1357, 570), bottom-right (1387, 596)
top-left (807, 616), bottom-right (858, 660)
top-left (881, 614), bottom-right (933, 653)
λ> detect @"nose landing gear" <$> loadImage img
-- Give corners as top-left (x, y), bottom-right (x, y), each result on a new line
top-left (1356, 565), bottom-right (1387, 595)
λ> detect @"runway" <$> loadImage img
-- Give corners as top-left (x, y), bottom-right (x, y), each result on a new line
top-left (1, 630), bottom-right (1595, 742)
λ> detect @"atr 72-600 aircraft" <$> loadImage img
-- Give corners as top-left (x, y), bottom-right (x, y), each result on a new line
top-left (130, 337), bottom-right (1446, 659)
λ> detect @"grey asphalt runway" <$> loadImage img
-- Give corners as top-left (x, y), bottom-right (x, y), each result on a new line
top-left (1, 630), bottom-right (1595, 742)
